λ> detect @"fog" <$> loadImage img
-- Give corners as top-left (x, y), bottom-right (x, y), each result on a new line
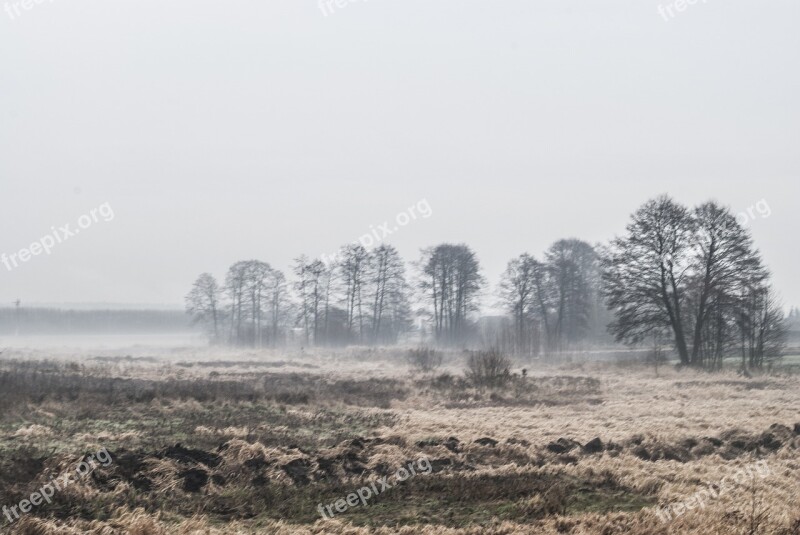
top-left (1, 0), bottom-right (798, 310)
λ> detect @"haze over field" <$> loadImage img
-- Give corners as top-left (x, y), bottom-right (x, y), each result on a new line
top-left (1, 0), bottom-right (798, 309)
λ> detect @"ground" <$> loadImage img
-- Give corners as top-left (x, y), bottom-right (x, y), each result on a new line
top-left (0, 345), bottom-right (798, 534)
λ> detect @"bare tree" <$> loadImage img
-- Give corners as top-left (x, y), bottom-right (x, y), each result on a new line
top-left (498, 253), bottom-right (540, 357)
top-left (221, 260), bottom-right (277, 347)
top-left (337, 244), bottom-right (370, 343)
top-left (185, 273), bottom-right (222, 343)
top-left (367, 244), bottom-right (411, 344)
top-left (419, 243), bottom-right (484, 345)
top-left (603, 195), bottom-right (784, 371)
top-left (225, 261), bottom-right (250, 345)
top-left (602, 195), bottom-right (696, 365)
top-left (267, 270), bottom-right (290, 347)
top-left (530, 255), bottom-right (554, 353)
top-left (685, 202), bottom-right (762, 367)
top-left (739, 285), bottom-right (786, 370)
top-left (245, 260), bottom-right (273, 347)
top-left (293, 256), bottom-right (327, 346)
top-left (292, 255), bottom-right (311, 345)
top-left (544, 239), bottom-right (601, 352)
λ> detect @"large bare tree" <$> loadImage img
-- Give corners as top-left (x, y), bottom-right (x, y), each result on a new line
top-left (603, 195), bottom-right (784, 370)
top-left (603, 195), bottom-right (695, 364)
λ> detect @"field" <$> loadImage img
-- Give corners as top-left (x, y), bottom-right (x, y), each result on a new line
top-left (0, 345), bottom-right (798, 534)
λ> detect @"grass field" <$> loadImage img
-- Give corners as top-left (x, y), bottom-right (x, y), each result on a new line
top-left (0, 346), bottom-right (798, 534)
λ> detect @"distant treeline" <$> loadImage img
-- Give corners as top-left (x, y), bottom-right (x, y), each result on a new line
top-left (0, 308), bottom-right (190, 335)
top-left (187, 195), bottom-right (791, 371)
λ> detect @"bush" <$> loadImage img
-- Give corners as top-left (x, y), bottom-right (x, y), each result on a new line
top-left (466, 349), bottom-right (511, 388)
top-left (407, 347), bottom-right (442, 372)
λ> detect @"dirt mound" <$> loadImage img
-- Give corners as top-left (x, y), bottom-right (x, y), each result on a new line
top-left (160, 443), bottom-right (222, 467)
top-left (4, 421), bottom-right (793, 529)
top-left (608, 422), bottom-right (797, 463)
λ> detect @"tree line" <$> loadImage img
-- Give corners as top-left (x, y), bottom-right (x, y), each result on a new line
top-left (0, 307), bottom-right (190, 335)
top-left (186, 195), bottom-right (788, 370)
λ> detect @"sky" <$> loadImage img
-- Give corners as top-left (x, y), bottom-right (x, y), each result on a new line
top-left (1, 0), bottom-right (798, 310)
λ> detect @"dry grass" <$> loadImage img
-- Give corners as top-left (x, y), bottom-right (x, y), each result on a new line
top-left (1, 348), bottom-right (799, 534)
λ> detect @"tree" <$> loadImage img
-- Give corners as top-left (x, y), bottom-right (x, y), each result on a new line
top-left (185, 273), bottom-right (222, 343)
top-left (603, 195), bottom-right (785, 370)
top-left (602, 195), bottom-right (695, 365)
top-left (222, 260), bottom-right (280, 347)
top-left (266, 270), bottom-right (291, 347)
top-left (225, 261), bottom-right (250, 345)
top-left (498, 253), bottom-right (540, 357)
top-left (293, 256), bottom-right (328, 345)
top-left (499, 241), bottom-right (603, 358)
top-left (244, 260), bottom-right (273, 347)
top-left (367, 244), bottom-right (412, 344)
top-left (419, 243), bottom-right (484, 345)
top-left (337, 244), bottom-right (370, 343)
top-left (738, 285), bottom-right (786, 370)
top-left (684, 202), bottom-right (757, 366)
top-left (544, 239), bottom-right (601, 352)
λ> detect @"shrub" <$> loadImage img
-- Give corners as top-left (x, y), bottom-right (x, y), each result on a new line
top-left (407, 347), bottom-right (442, 373)
top-left (465, 349), bottom-right (511, 388)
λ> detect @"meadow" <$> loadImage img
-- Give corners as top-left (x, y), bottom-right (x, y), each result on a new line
top-left (0, 345), bottom-right (798, 534)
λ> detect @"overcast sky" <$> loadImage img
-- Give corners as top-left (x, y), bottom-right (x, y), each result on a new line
top-left (1, 0), bottom-right (798, 310)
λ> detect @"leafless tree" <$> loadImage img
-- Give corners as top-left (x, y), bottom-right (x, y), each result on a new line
top-left (602, 195), bottom-right (696, 365)
top-left (603, 195), bottom-right (785, 370)
top-left (367, 244), bottom-right (411, 344)
top-left (185, 273), bottom-right (223, 343)
top-left (684, 202), bottom-right (760, 367)
top-left (221, 260), bottom-right (281, 347)
top-left (739, 285), bottom-right (786, 370)
top-left (544, 239), bottom-right (601, 352)
top-left (266, 269), bottom-right (291, 347)
top-left (337, 244), bottom-right (370, 343)
top-left (225, 260), bottom-right (250, 345)
top-left (245, 260), bottom-right (272, 347)
top-left (293, 256), bottom-right (328, 346)
top-left (498, 253), bottom-right (540, 357)
top-left (500, 242), bottom-right (602, 358)
top-left (419, 243), bottom-right (484, 345)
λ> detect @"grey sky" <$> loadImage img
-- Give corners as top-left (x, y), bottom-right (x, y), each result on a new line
top-left (1, 0), bottom-right (798, 309)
